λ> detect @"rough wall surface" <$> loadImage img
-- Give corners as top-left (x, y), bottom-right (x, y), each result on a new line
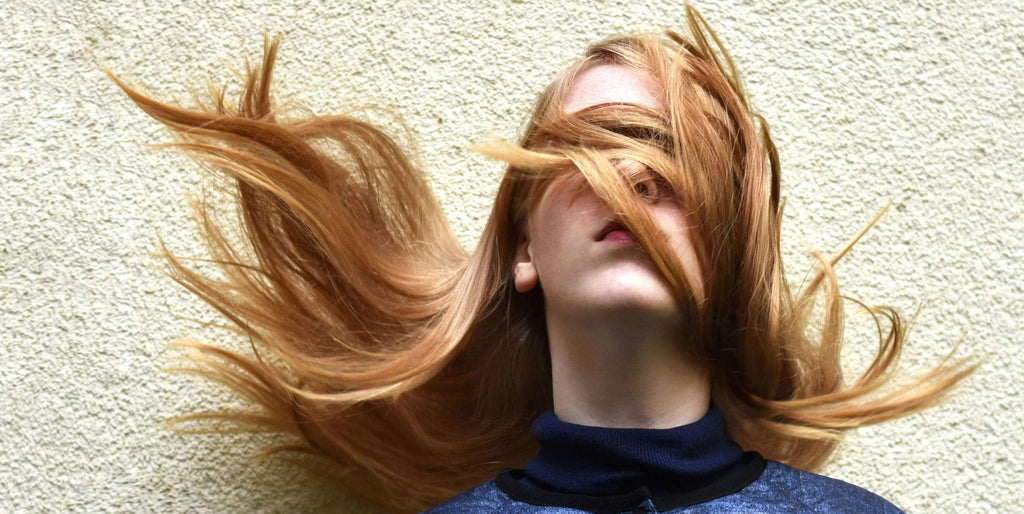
top-left (1, 0), bottom-right (1021, 512)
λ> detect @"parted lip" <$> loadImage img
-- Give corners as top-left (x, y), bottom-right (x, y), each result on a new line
top-left (596, 219), bottom-right (630, 241)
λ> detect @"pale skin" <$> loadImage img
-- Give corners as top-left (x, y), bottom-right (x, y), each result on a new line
top-left (513, 63), bottom-right (712, 429)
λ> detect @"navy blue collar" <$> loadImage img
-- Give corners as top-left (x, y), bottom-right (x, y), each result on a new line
top-left (522, 405), bottom-right (744, 497)
top-left (493, 405), bottom-right (765, 512)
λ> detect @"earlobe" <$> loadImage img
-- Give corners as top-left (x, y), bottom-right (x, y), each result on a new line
top-left (513, 239), bottom-right (539, 293)
top-left (514, 262), bottom-right (538, 293)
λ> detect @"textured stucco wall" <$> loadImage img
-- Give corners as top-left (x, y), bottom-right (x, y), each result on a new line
top-left (2, 0), bottom-right (1021, 512)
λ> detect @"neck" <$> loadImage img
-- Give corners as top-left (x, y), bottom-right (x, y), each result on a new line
top-left (546, 305), bottom-right (711, 429)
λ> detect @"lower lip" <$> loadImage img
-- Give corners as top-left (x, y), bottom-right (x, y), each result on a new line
top-left (600, 229), bottom-right (636, 244)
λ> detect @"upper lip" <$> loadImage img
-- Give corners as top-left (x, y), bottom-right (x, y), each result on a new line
top-left (596, 219), bottom-right (630, 241)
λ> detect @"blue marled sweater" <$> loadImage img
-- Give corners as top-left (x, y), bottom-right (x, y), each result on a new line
top-left (425, 406), bottom-right (903, 513)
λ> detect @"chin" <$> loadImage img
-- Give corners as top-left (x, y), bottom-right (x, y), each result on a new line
top-left (585, 275), bottom-right (680, 318)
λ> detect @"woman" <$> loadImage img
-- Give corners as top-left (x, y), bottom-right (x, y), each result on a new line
top-left (112, 4), bottom-right (972, 513)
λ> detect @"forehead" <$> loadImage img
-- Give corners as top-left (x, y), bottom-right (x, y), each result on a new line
top-left (563, 63), bottom-right (662, 114)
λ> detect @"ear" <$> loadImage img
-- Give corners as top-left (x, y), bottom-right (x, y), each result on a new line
top-left (513, 236), bottom-right (539, 293)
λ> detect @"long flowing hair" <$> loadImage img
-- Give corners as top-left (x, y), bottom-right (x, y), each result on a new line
top-left (112, 5), bottom-right (974, 513)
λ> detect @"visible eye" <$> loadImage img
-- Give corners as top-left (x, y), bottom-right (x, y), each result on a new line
top-left (633, 179), bottom-right (656, 198)
top-left (629, 168), bottom-right (672, 202)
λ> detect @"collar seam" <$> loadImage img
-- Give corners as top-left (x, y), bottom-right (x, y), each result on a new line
top-left (495, 451), bottom-right (767, 512)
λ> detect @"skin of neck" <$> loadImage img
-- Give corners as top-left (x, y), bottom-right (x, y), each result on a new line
top-left (545, 302), bottom-right (711, 429)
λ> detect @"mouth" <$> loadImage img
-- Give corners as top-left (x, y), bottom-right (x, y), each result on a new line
top-left (596, 220), bottom-right (636, 243)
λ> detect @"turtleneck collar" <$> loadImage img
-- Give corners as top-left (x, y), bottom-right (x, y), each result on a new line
top-left (493, 404), bottom-right (766, 512)
top-left (524, 404), bottom-right (743, 497)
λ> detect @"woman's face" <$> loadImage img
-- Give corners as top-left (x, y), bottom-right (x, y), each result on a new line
top-left (513, 64), bottom-right (706, 322)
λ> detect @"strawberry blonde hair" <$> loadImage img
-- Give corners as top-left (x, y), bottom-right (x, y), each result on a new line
top-left (112, 5), bottom-right (973, 513)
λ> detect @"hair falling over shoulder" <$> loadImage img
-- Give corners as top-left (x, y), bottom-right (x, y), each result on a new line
top-left (112, 5), bottom-right (975, 513)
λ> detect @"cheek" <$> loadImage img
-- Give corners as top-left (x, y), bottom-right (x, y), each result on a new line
top-left (677, 237), bottom-right (705, 302)
top-left (529, 216), bottom-right (572, 274)
top-left (657, 208), bottom-right (707, 302)
top-left (528, 197), bottom-right (590, 276)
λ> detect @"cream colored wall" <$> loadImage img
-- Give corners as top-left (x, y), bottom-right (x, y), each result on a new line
top-left (2, 0), bottom-right (1021, 512)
